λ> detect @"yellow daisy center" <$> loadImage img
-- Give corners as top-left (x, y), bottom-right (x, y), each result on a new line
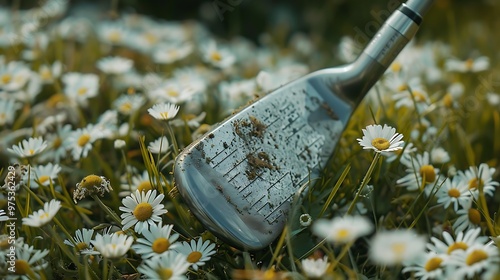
top-left (210, 51), bottom-right (222, 62)
top-left (144, 32), bottom-right (158, 44)
top-left (46, 93), bottom-right (66, 108)
top-left (465, 249), bottom-right (488, 266)
top-left (0, 112), bottom-right (5, 120)
top-left (465, 59), bottom-right (474, 70)
top-left (0, 239), bottom-right (10, 250)
top-left (187, 251), bottom-right (202, 263)
top-left (53, 137), bottom-right (62, 148)
top-left (443, 93), bottom-right (453, 108)
top-left (133, 202), bottom-right (153, 221)
top-left (38, 175), bottom-right (50, 185)
top-left (412, 90), bottom-right (426, 102)
top-left (157, 268), bottom-right (173, 279)
top-left (391, 62), bottom-right (402, 73)
top-left (79, 175), bottom-right (104, 189)
top-left (336, 228), bottom-right (350, 240)
top-left (152, 237), bottom-right (170, 254)
top-left (40, 69), bottom-right (52, 80)
top-left (77, 134), bottom-right (91, 147)
top-left (120, 102), bottom-right (132, 112)
top-left (28, 149), bottom-right (35, 155)
top-left (77, 87), bottom-right (88, 96)
top-left (371, 137), bottom-right (390, 151)
top-left (1, 74), bottom-right (12, 84)
top-left (166, 89), bottom-right (179, 97)
top-left (447, 188), bottom-right (461, 198)
top-left (137, 181), bottom-right (153, 193)
top-left (263, 269), bottom-right (276, 280)
top-left (420, 165), bottom-right (436, 183)
top-left (40, 212), bottom-right (49, 219)
top-left (160, 112), bottom-right (169, 119)
top-left (391, 243), bottom-right (406, 259)
top-left (108, 31), bottom-right (122, 43)
top-left (424, 256), bottom-right (443, 272)
top-left (398, 84), bottom-right (408, 92)
top-left (468, 178), bottom-right (483, 190)
top-left (468, 208), bottom-right (481, 225)
top-left (447, 242), bottom-right (468, 254)
top-left (14, 259), bottom-right (31, 275)
top-left (76, 242), bottom-right (89, 251)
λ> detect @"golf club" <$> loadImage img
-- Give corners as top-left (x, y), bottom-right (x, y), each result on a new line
top-left (174, 0), bottom-right (435, 250)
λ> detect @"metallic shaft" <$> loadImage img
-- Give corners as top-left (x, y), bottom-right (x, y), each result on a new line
top-left (405, 0), bottom-right (435, 18)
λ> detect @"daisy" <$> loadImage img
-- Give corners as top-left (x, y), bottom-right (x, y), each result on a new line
top-left (62, 72), bottom-right (99, 107)
top-left (299, 213), bottom-right (312, 227)
top-left (169, 112), bottom-right (207, 129)
top-left (174, 238), bottom-right (216, 271)
top-left (397, 151), bottom-right (441, 193)
top-left (301, 256), bottom-right (330, 278)
top-left (445, 56), bottom-right (490, 73)
top-left (337, 36), bottom-right (361, 63)
top-left (26, 162), bottom-right (61, 189)
top-left (381, 142), bottom-right (417, 163)
top-left (8, 136), bottom-right (48, 158)
top-left (446, 242), bottom-right (500, 279)
top-left (312, 215), bottom-right (373, 244)
top-left (96, 56), bottom-right (134, 75)
top-left (369, 229), bottom-right (427, 265)
top-left (218, 79), bottom-right (257, 111)
top-left (39, 124), bottom-right (72, 163)
top-left (456, 163), bottom-right (499, 198)
top-left (73, 175), bottom-right (113, 203)
top-left (148, 136), bottom-right (170, 154)
top-left (22, 199), bottom-right (61, 227)
top-left (357, 124), bottom-right (404, 153)
top-left (402, 251), bottom-right (449, 280)
top-left (119, 190), bottom-right (167, 234)
top-left (113, 94), bottom-right (146, 115)
top-left (13, 243), bottom-right (49, 279)
top-left (430, 147), bottom-right (450, 164)
top-left (38, 61), bottom-right (62, 84)
top-left (35, 112), bottom-right (67, 135)
top-left (148, 102), bottom-right (180, 121)
top-left (256, 64), bottom-right (309, 93)
top-left (93, 232), bottom-right (134, 259)
top-left (428, 228), bottom-right (488, 256)
top-left (114, 139), bottom-right (126, 149)
top-left (453, 203), bottom-right (482, 233)
top-left (392, 82), bottom-right (431, 113)
top-left (435, 176), bottom-right (472, 212)
top-left (66, 124), bottom-right (100, 161)
top-left (172, 67), bottom-right (207, 96)
top-left (152, 42), bottom-right (194, 64)
top-left (0, 60), bottom-right (31, 92)
top-left (410, 118), bottom-right (438, 142)
top-left (201, 40), bottom-right (236, 69)
top-left (132, 222), bottom-right (180, 259)
top-left (64, 228), bottom-right (99, 255)
top-left (148, 79), bottom-right (197, 105)
top-left (441, 82), bottom-right (464, 109)
top-left (96, 21), bottom-right (129, 46)
top-left (138, 251), bottom-right (190, 280)
top-left (94, 109), bottom-right (119, 139)
top-left (120, 170), bottom-right (155, 197)
top-left (0, 98), bottom-right (20, 126)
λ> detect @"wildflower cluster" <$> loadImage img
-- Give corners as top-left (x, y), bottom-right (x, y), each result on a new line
top-left (0, 1), bottom-right (499, 279)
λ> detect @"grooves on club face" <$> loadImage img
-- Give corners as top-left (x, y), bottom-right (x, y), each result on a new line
top-left (174, 65), bottom-right (373, 250)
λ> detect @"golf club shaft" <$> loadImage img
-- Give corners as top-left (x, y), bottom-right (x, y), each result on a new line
top-left (332, 0), bottom-right (435, 104)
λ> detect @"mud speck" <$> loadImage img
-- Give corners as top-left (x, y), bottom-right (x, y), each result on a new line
top-left (245, 152), bottom-right (275, 180)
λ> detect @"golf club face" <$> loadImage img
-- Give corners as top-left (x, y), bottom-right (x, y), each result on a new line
top-left (174, 70), bottom-right (355, 250)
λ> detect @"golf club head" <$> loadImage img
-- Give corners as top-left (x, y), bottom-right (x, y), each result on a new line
top-left (174, 0), bottom-right (433, 250)
top-left (174, 67), bottom-right (362, 250)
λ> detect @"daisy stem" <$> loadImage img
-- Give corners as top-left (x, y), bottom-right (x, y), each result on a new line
top-left (166, 122), bottom-right (179, 157)
top-left (44, 224), bottom-right (82, 271)
top-left (478, 186), bottom-right (495, 235)
top-left (102, 257), bottom-right (109, 280)
top-left (346, 152), bottom-right (381, 215)
top-left (91, 194), bottom-right (123, 227)
top-left (330, 241), bottom-right (354, 271)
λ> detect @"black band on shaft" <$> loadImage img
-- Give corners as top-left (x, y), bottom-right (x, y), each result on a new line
top-left (399, 5), bottom-right (423, 25)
